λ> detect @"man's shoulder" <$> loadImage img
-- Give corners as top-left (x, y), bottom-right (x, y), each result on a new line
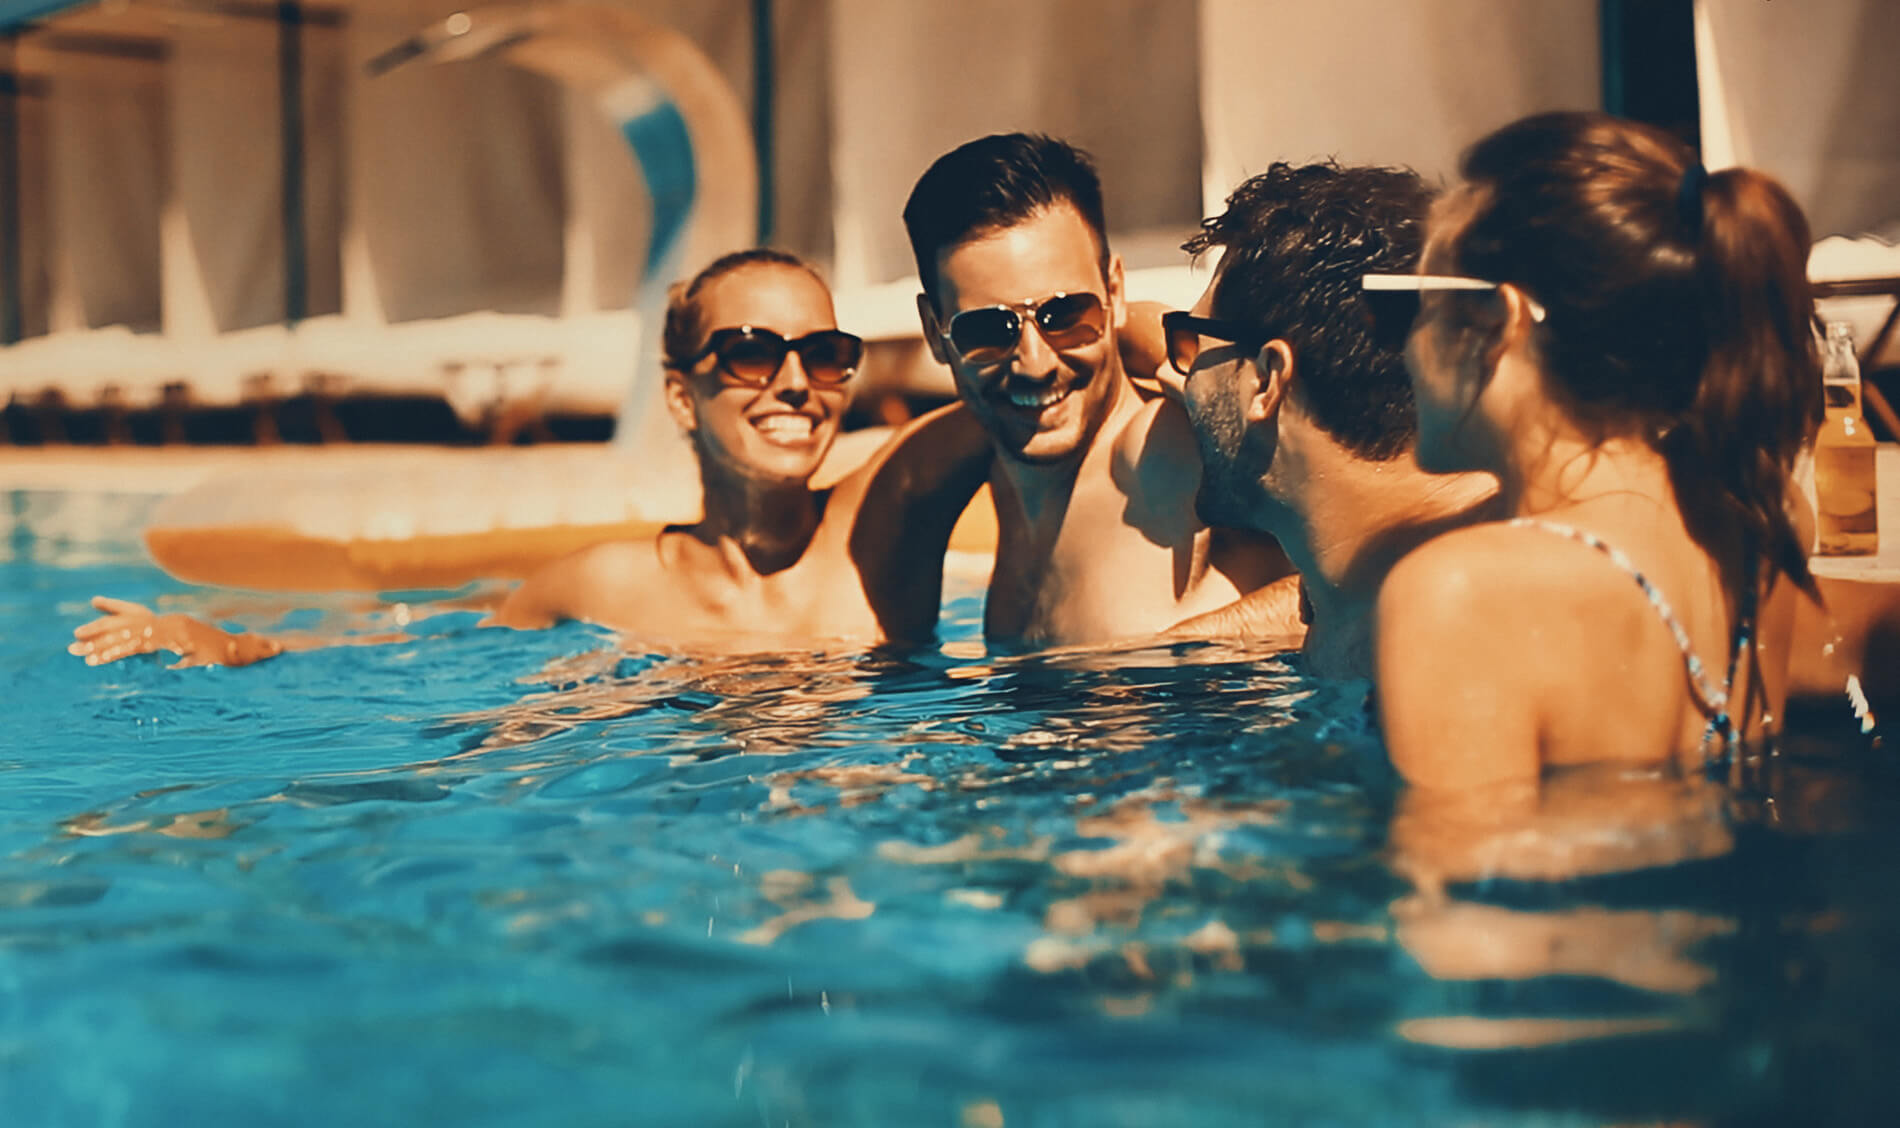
top-left (1108, 393), bottom-right (1200, 490)
top-left (831, 403), bottom-right (983, 502)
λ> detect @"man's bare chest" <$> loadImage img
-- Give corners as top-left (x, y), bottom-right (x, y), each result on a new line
top-left (987, 518), bottom-right (1208, 645)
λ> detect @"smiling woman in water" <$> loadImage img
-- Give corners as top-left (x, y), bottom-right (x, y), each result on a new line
top-left (71, 249), bottom-right (992, 664)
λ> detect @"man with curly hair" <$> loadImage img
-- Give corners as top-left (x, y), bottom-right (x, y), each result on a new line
top-left (1167, 162), bottom-right (1501, 676)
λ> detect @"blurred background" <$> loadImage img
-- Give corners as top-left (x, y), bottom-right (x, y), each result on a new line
top-left (0, 0), bottom-right (1896, 448)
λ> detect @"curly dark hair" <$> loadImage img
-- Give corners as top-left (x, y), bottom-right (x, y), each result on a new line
top-left (1185, 161), bottom-right (1433, 461)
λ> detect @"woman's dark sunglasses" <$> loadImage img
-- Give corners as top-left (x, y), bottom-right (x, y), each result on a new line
top-left (1161, 311), bottom-right (1269, 376)
top-left (1358, 274), bottom-right (1547, 352)
top-left (686, 326), bottom-right (863, 387)
top-left (942, 291), bottom-right (1106, 366)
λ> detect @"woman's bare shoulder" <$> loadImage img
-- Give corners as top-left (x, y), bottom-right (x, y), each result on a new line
top-left (1375, 527), bottom-right (1554, 787)
top-left (494, 536), bottom-right (669, 628)
top-left (1388, 521), bottom-right (1613, 602)
top-left (1385, 523), bottom-right (1532, 601)
top-left (1378, 522), bottom-right (1617, 659)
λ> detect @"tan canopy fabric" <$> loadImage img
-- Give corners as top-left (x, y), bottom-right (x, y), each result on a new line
top-left (4, 0), bottom-right (1894, 426)
top-left (826, 0), bottom-right (1205, 286)
top-left (1200, 0), bottom-right (1599, 210)
top-left (1697, 0), bottom-right (1900, 240)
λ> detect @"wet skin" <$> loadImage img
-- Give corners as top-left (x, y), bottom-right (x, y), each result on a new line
top-left (919, 204), bottom-right (1291, 647)
top-left (669, 265), bottom-right (852, 494)
top-left (73, 263), bottom-right (991, 663)
top-left (1377, 208), bottom-right (1802, 786)
top-left (499, 261), bottom-right (991, 646)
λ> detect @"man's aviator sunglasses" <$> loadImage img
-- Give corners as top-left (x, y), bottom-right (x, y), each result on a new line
top-left (940, 292), bottom-right (1107, 366)
top-left (684, 327), bottom-right (864, 388)
top-left (1359, 274), bottom-right (1547, 350)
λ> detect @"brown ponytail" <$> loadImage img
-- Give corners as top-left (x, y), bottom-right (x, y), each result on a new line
top-left (1442, 112), bottom-right (1819, 599)
top-left (1684, 167), bottom-right (1821, 589)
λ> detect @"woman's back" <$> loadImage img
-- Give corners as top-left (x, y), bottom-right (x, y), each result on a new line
top-left (1375, 111), bottom-right (1820, 791)
top-left (1378, 482), bottom-right (1800, 787)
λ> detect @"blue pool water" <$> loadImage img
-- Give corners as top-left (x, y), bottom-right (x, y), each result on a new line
top-left (4, 489), bottom-right (1900, 1126)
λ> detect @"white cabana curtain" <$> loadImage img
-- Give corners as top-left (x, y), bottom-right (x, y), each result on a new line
top-left (167, 18), bottom-right (344, 335)
top-left (1697, 0), bottom-right (1900, 240)
top-left (169, 20), bottom-right (288, 335)
top-left (45, 49), bottom-right (164, 334)
top-left (826, 0), bottom-right (1206, 288)
top-left (13, 0), bottom-right (1900, 380)
top-left (1200, 0), bottom-right (1601, 210)
top-left (347, 0), bottom-right (568, 324)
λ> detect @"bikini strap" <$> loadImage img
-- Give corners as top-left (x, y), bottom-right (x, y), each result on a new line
top-left (1506, 518), bottom-right (1742, 758)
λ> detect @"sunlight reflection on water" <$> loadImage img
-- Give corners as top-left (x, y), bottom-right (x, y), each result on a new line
top-left (4, 490), bottom-right (1898, 1126)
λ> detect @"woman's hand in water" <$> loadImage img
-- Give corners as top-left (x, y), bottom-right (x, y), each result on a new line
top-left (69, 597), bottom-right (283, 668)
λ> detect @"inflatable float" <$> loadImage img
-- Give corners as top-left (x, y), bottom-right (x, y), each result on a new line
top-left (141, 435), bottom-right (999, 593)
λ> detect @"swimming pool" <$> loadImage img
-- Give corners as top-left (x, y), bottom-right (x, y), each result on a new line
top-left (5, 489), bottom-right (1898, 1125)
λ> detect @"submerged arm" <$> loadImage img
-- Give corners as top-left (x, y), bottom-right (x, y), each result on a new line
top-left (69, 596), bottom-right (409, 669)
top-left (76, 547), bottom-right (634, 669)
top-left (1165, 573), bottom-right (1307, 644)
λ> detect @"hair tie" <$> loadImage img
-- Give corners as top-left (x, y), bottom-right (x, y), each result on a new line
top-left (1676, 162), bottom-right (1708, 230)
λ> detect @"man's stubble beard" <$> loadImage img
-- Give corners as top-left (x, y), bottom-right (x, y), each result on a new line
top-left (1188, 386), bottom-right (1269, 531)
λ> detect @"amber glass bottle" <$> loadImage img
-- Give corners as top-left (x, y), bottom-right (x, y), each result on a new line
top-left (1814, 322), bottom-right (1879, 556)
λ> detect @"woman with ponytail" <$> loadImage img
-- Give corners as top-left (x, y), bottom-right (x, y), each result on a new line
top-left (1371, 111), bottom-right (1820, 791)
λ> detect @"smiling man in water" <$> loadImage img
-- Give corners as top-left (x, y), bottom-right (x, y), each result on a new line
top-left (902, 133), bottom-right (1294, 647)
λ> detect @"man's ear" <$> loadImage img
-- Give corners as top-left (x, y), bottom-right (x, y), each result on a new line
top-left (1248, 339), bottom-right (1296, 425)
top-left (1106, 252), bottom-right (1127, 331)
top-left (663, 371), bottom-right (697, 434)
top-left (917, 293), bottom-right (951, 365)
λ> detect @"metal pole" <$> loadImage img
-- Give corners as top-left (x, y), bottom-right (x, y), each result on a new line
top-left (750, 0), bottom-right (773, 243)
top-left (1599, 0), bottom-right (1625, 116)
top-left (1, 33), bottom-right (22, 345)
top-left (277, 1), bottom-right (306, 323)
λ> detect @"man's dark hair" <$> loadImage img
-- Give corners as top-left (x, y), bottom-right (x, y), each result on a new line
top-left (1185, 161), bottom-right (1433, 461)
top-left (903, 132), bottom-right (1109, 305)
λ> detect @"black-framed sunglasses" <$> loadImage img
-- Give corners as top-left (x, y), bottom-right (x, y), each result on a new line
top-left (1161, 311), bottom-right (1269, 376)
top-left (1359, 274), bottom-right (1547, 351)
top-left (684, 326), bottom-right (863, 387)
top-left (941, 291), bottom-right (1107, 366)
